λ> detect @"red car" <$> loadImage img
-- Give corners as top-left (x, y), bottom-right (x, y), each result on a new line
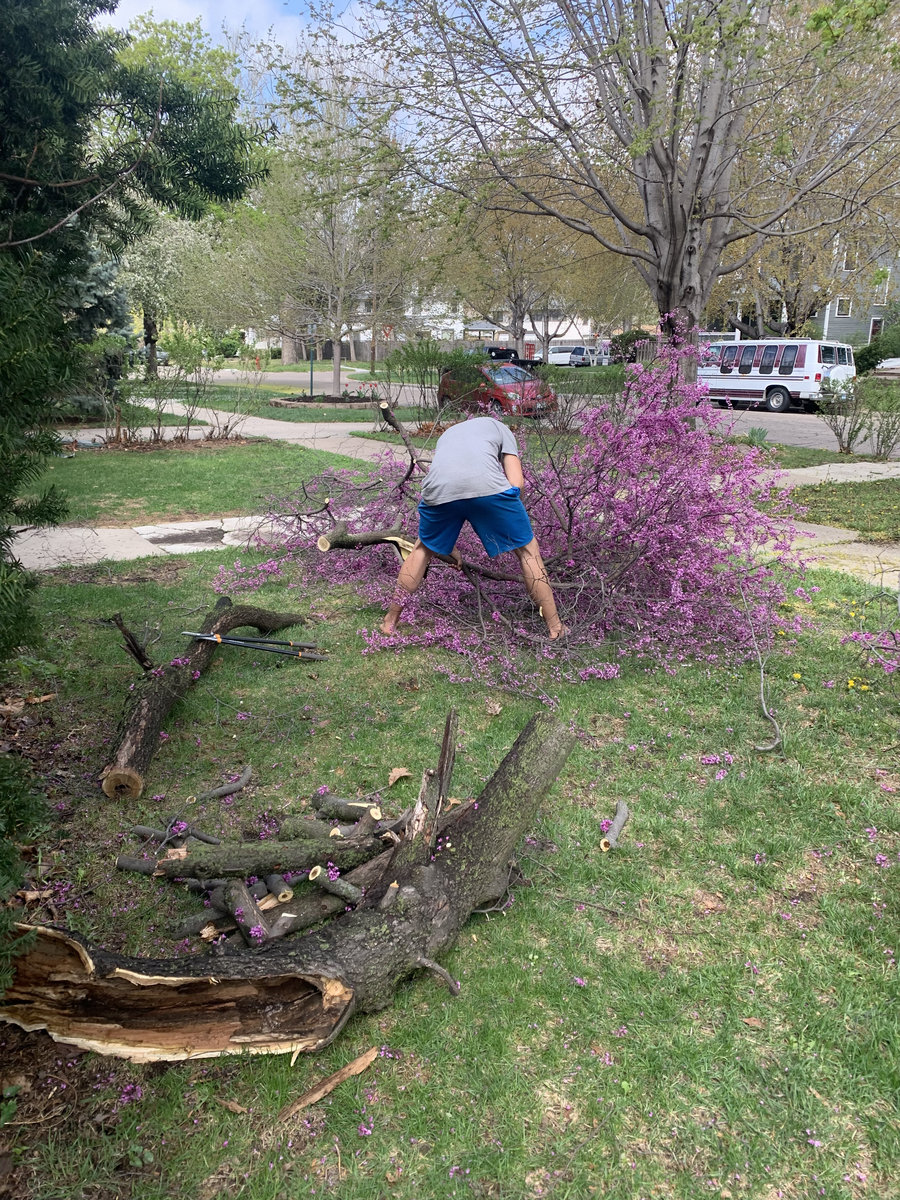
top-left (438, 363), bottom-right (557, 417)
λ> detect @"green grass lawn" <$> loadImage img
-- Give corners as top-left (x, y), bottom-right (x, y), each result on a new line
top-left (43, 441), bottom-right (361, 524)
top-left (2, 546), bottom-right (897, 1200)
top-left (3, 437), bottom-right (899, 1199)
top-left (202, 385), bottom-right (420, 425)
top-left (4, 419), bottom-right (900, 1200)
top-left (55, 400), bottom-right (206, 430)
top-left (791, 479), bottom-right (900, 542)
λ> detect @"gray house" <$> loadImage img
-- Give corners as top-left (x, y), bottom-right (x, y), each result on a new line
top-left (817, 250), bottom-right (896, 345)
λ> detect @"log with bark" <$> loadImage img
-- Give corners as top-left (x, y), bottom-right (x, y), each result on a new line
top-left (0, 711), bottom-right (574, 1061)
top-left (100, 598), bottom-right (311, 801)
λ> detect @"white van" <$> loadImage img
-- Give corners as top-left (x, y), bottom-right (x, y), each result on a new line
top-left (547, 343), bottom-right (591, 366)
top-left (699, 339), bottom-right (856, 413)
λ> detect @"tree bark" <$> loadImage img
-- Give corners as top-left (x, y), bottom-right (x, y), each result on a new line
top-left (153, 836), bottom-right (384, 881)
top-left (1, 712), bottom-right (574, 1061)
top-left (100, 599), bottom-right (308, 801)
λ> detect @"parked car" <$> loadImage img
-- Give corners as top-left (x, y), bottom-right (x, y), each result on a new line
top-left (589, 342), bottom-right (612, 366)
top-left (438, 362), bottom-right (557, 417)
top-left (131, 345), bottom-right (170, 365)
top-left (547, 343), bottom-right (590, 366)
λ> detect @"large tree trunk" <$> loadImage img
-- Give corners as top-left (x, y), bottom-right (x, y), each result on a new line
top-left (143, 311), bottom-right (159, 380)
top-left (1, 712), bottom-right (574, 1062)
top-left (100, 598), bottom-right (309, 801)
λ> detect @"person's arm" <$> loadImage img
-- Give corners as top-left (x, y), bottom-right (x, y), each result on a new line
top-left (500, 453), bottom-right (524, 489)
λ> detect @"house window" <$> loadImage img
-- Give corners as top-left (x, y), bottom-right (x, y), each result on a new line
top-left (870, 319), bottom-right (884, 341)
top-left (873, 273), bottom-right (890, 306)
top-left (835, 297), bottom-right (852, 318)
top-left (841, 246), bottom-right (858, 271)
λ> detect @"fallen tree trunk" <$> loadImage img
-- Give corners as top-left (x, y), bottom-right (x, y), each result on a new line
top-left (100, 599), bottom-right (309, 801)
top-left (0, 711), bottom-right (574, 1061)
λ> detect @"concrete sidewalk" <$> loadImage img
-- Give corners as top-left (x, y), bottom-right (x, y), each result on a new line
top-left (17, 416), bottom-right (900, 586)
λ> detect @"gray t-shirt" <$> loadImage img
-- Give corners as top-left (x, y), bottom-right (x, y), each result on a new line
top-left (420, 417), bottom-right (519, 506)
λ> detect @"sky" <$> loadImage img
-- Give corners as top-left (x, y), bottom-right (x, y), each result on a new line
top-left (100, 0), bottom-right (314, 48)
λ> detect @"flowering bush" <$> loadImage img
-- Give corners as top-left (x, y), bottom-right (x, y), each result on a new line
top-left (214, 336), bottom-right (801, 682)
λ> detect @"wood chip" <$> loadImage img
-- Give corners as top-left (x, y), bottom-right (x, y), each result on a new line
top-left (278, 1046), bottom-right (378, 1121)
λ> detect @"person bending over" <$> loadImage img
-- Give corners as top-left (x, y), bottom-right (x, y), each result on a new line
top-left (380, 416), bottom-right (565, 639)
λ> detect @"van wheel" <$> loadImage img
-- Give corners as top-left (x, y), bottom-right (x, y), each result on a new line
top-left (765, 386), bottom-right (792, 413)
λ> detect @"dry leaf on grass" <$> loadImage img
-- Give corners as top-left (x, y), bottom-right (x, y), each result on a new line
top-left (388, 767), bottom-right (412, 787)
top-left (214, 1098), bottom-right (248, 1114)
top-left (740, 1017), bottom-right (764, 1029)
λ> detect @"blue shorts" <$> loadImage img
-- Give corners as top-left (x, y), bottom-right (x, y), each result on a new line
top-left (418, 488), bottom-right (534, 559)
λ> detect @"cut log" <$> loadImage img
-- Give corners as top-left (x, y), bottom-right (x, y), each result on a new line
top-left (315, 797), bottom-right (380, 822)
top-left (1, 712), bottom-right (574, 1061)
top-left (265, 875), bottom-right (294, 904)
top-left (308, 866), bottom-right (363, 906)
top-left (278, 817), bottom-right (339, 841)
top-left (100, 600), bottom-right (308, 801)
top-left (222, 881), bottom-right (270, 947)
top-left (153, 836), bottom-right (383, 881)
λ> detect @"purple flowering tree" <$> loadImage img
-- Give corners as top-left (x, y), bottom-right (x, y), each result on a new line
top-left (216, 340), bottom-right (801, 683)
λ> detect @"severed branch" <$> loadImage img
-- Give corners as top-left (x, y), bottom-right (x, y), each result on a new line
top-left (600, 800), bottom-right (631, 852)
top-left (378, 400), bottom-right (429, 473)
top-left (100, 599), bottom-right (308, 801)
top-left (195, 765), bottom-right (253, 802)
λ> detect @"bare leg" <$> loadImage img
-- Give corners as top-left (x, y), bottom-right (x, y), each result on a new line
top-left (514, 539), bottom-right (566, 638)
top-left (380, 540), bottom-right (434, 634)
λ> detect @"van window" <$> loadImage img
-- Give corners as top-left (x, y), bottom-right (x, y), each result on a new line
top-left (778, 345), bottom-right (798, 374)
top-left (837, 347), bottom-right (848, 365)
top-left (738, 345), bottom-right (757, 374)
top-left (821, 345), bottom-right (836, 366)
top-left (759, 345), bottom-right (778, 374)
top-left (720, 345), bottom-right (738, 374)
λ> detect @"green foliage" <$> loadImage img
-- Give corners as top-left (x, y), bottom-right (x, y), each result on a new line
top-left (0, 0), bottom-right (268, 986)
top-left (855, 322), bottom-right (900, 374)
top-left (857, 377), bottom-right (900, 461)
top-left (213, 329), bottom-right (246, 358)
top-left (609, 328), bottom-right (653, 362)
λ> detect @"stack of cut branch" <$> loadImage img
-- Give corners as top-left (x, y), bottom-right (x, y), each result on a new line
top-left (115, 786), bottom-right (402, 947)
top-left (2, 710), bottom-right (577, 1061)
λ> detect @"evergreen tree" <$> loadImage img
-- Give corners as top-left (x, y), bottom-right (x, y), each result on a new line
top-left (0, 0), bottom-right (266, 968)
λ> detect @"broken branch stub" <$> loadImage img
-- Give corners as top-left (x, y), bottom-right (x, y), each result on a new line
top-left (0, 712), bottom-right (574, 1061)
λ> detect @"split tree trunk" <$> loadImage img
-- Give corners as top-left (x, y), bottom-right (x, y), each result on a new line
top-left (100, 598), bottom-right (308, 801)
top-left (2, 712), bottom-right (574, 1061)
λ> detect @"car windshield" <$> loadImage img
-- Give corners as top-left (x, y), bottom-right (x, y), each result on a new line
top-left (488, 365), bottom-right (532, 383)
